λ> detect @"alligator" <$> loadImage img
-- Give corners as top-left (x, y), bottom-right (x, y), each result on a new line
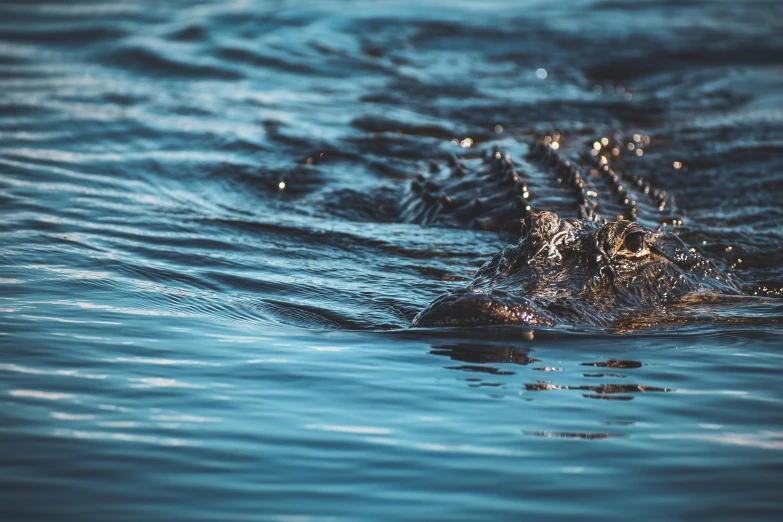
top-left (406, 133), bottom-right (743, 327)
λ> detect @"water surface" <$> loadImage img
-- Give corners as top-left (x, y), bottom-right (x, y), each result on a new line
top-left (1, 1), bottom-right (782, 520)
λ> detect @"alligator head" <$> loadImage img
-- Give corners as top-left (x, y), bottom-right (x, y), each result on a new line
top-left (412, 211), bottom-right (742, 327)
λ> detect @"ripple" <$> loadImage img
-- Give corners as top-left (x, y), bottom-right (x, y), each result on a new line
top-left (128, 378), bottom-right (206, 389)
top-left (305, 424), bottom-right (391, 435)
top-left (114, 357), bottom-right (221, 367)
top-left (525, 431), bottom-right (622, 440)
top-left (53, 428), bottom-right (199, 447)
top-left (10, 390), bottom-right (74, 400)
top-left (1, 1), bottom-right (782, 520)
top-left (0, 363), bottom-right (108, 380)
top-left (103, 44), bottom-right (243, 80)
top-left (651, 431), bottom-right (783, 451)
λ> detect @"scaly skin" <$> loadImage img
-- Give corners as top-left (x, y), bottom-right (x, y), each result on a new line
top-left (408, 134), bottom-right (742, 327)
top-left (411, 208), bottom-right (741, 328)
top-left (401, 133), bottom-right (679, 234)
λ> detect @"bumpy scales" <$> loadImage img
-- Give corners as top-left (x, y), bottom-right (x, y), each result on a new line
top-left (412, 211), bottom-right (741, 327)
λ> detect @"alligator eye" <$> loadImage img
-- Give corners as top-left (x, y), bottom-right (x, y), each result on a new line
top-left (623, 232), bottom-right (645, 254)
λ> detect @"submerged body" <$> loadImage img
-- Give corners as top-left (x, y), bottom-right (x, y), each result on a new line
top-left (412, 210), bottom-right (742, 328)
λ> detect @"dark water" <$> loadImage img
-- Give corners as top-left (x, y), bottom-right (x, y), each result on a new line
top-left (2, 1), bottom-right (783, 520)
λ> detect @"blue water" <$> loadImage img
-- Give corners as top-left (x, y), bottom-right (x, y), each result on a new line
top-left (2, 1), bottom-right (783, 520)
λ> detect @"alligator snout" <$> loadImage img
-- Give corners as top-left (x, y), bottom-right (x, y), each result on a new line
top-left (412, 289), bottom-right (554, 327)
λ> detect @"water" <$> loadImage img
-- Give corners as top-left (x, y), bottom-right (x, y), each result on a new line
top-left (1, 1), bottom-right (783, 520)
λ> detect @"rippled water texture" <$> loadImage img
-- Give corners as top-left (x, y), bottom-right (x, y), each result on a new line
top-left (2, 1), bottom-right (783, 520)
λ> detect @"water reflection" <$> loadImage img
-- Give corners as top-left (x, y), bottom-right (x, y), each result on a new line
top-left (429, 339), bottom-right (672, 401)
top-left (582, 359), bottom-right (643, 369)
top-left (525, 431), bottom-right (622, 440)
top-left (430, 342), bottom-right (538, 369)
top-left (525, 382), bottom-right (672, 401)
